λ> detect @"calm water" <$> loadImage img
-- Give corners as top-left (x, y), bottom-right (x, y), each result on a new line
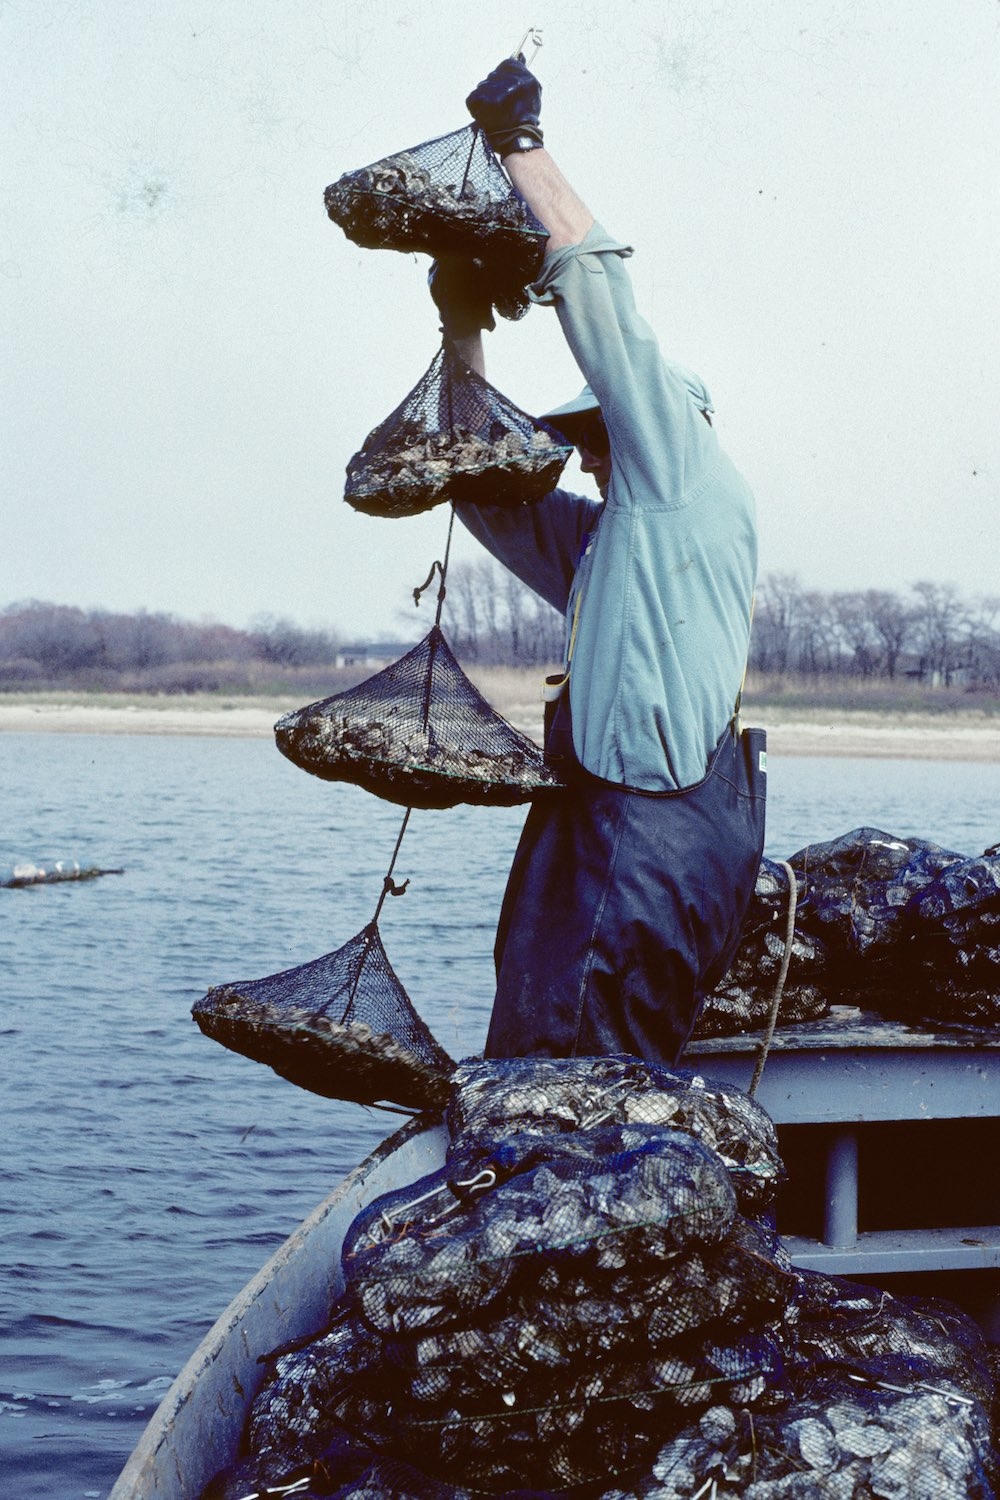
top-left (2, 731), bottom-right (1000, 1500)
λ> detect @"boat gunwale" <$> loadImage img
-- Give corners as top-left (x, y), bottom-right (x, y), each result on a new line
top-left (108, 1114), bottom-right (448, 1500)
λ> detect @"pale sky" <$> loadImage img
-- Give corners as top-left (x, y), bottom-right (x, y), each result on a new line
top-left (4, 0), bottom-right (999, 641)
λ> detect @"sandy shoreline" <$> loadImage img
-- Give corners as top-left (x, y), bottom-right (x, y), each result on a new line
top-left (2, 698), bottom-right (1000, 761)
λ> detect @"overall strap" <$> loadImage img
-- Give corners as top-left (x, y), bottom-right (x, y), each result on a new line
top-left (731, 592), bottom-right (756, 737)
top-left (542, 584), bottom-right (585, 703)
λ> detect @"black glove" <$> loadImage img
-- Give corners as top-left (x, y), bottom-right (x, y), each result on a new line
top-left (465, 55), bottom-right (543, 158)
top-left (428, 257), bottom-right (496, 340)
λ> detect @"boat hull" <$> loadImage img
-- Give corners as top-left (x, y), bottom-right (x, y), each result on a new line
top-left (108, 1117), bottom-right (448, 1500)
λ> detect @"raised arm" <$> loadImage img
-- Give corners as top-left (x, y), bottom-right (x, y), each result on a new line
top-left (465, 56), bottom-right (594, 250)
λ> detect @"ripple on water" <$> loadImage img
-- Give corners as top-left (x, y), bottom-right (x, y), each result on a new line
top-left (4, 733), bottom-right (1000, 1498)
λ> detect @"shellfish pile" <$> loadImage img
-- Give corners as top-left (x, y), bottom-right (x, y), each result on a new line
top-left (345, 421), bottom-right (567, 518)
top-left (203, 1059), bottom-right (997, 1499)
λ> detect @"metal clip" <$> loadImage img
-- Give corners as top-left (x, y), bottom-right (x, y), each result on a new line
top-left (427, 1167), bottom-right (498, 1226)
top-left (236, 1476), bottom-right (313, 1500)
top-left (512, 27), bottom-right (543, 65)
top-left (363, 1167), bottom-right (497, 1244)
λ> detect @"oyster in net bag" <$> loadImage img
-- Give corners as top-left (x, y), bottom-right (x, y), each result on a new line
top-left (275, 626), bottom-right (563, 810)
top-left (192, 921), bottom-right (454, 1111)
top-left (325, 125), bottom-right (548, 320)
top-left (345, 344), bottom-right (571, 519)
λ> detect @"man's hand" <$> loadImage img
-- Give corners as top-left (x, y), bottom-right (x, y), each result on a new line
top-left (428, 257), bottom-right (496, 341)
top-left (466, 55), bottom-right (543, 158)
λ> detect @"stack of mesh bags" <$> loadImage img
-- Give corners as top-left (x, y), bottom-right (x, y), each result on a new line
top-left (785, 828), bottom-right (1000, 1030)
top-left (642, 1271), bottom-right (997, 1499)
top-left (896, 851), bottom-right (1000, 1028)
top-left (210, 1058), bottom-right (794, 1497)
top-left (694, 857), bottom-right (831, 1040)
top-left (204, 1057), bottom-right (998, 1499)
top-left (694, 829), bottom-right (989, 1042)
top-left (214, 1275), bottom-right (998, 1500)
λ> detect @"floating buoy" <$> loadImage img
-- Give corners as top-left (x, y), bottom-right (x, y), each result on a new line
top-left (1, 861), bottom-right (124, 888)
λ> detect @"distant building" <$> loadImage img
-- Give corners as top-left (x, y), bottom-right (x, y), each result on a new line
top-left (335, 641), bottom-right (417, 669)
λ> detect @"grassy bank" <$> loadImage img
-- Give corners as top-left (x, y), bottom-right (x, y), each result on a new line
top-left (2, 668), bottom-right (999, 723)
top-left (742, 672), bottom-right (1000, 719)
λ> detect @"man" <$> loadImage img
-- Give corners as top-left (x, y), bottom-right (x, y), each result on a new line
top-left (433, 56), bottom-right (766, 1066)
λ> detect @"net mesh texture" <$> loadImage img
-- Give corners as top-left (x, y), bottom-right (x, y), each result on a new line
top-left (191, 921), bottom-right (454, 1111)
top-left (203, 1058), bottom-right (998, 1497)
top-left (274, 626), bottom-right (564, 810)
top-left (344, 345), bottom-right (571, 519)
top-left (324, 125), bottom-right (549, 321)
top-left (695, 829), bottom-right (1000, 1039)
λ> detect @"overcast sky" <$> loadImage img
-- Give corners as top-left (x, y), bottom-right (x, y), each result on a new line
top-left (4, 0), bottom-right (999, 641)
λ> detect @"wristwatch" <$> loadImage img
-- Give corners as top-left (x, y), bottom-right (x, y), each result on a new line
top-left (501, 134), bottom-right (543, 158)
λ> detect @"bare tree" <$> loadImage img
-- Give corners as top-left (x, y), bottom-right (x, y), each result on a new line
top-left (964, 594), bottom-right (1000, 688)
top-left (908, 581), bottom-right (968, 686)
top-left (249, 614), bottom-right (340, 666)
top-left (443, 559), bottom-right (562, 666)
top-left (831, 591), bottom-right (880, 678)
top-left (750, 573), bottom-right (803, 673)
top-left (795, 589), bottom-right (841, 676)
top-left (864, 589), bottom-right (911, 680)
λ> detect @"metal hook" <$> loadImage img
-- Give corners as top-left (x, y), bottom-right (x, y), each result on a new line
top-left (453, 1167), bottom-right (498, 1195)
top-left (512, 27), bottom-right (543, 66)
top-left (426, 1167), bottom-right (498, 1226)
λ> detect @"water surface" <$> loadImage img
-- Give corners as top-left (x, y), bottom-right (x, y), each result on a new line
top-left (2, 732), bottom-right (998, 1498)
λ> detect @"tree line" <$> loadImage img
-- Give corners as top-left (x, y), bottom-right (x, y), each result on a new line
top-left (4, 571), bottom-right (1000, 693)
top-left (445, 563), bottom-right (1000, 691)
top-left (0, 601), bottom-right (343, 692)
top-left (749, 576), bottom-right (1000, 688)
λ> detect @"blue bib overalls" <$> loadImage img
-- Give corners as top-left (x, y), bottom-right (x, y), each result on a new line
top-left (485, 692), bottom-right (767, 1066)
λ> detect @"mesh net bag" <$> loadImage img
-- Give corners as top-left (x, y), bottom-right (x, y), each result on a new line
top-left (896, 852), bottom-right (1000, 1027)
top-left (275, 626), bottom-right (564, 810)
top-left (344, 345), bottom-right (571, 518)
top-left (648, 1372), bottom-right (996, 1500)
top-left (191, 921), bottom-right (455, 1111)
top-left (694, 857), bottom-right (831, 1040)
top-left (329, 1124), bottom-right (789, 1491)
top-left (787, 1268), bottom-right (995, 1410)
top-left (444, 1055), bottom-right (784, 1217)
top-left (642, 1270), bottom-right (997, 1500)
top-left (324, 125), bottom-right (549, 321)
top-left (789, 827), bottom-right (965, 963)
top-left (342, 1126), bottom-right (739, 1340)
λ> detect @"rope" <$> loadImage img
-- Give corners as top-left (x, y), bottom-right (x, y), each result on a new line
top-left (371, 807), bottom-right (413, 927)
top-left (748, 859), bottom-right (798, 1097)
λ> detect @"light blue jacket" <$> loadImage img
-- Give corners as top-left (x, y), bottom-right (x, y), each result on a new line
top-left (458, 223), bottom-right (757, 791)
